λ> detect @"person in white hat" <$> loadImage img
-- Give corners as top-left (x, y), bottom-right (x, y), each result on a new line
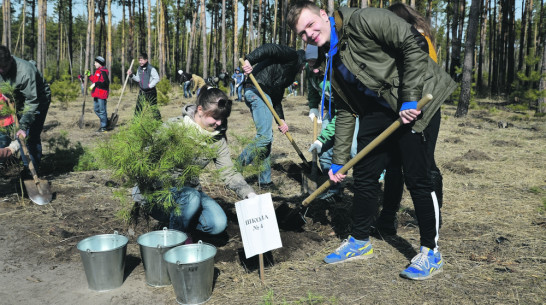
top-left (87, 55), bottom-right (110, 132)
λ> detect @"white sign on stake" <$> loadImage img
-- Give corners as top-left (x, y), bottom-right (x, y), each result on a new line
top-left (235, 193), bottom-right (283, 259)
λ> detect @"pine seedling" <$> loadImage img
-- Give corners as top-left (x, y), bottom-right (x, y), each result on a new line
top-left (95, 106), bottom-right (218, 220)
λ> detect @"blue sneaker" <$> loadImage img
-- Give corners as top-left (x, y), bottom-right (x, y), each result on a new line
top-left (324, 236), bottom-right (374, 264)
top-left (400, 246), bottom-right (444, 280)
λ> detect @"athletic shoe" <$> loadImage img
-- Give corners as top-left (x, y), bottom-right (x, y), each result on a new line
top-left (400, 246), bottom-right (444, 280)
top-left (324, 235), bottom-right (374, 264)
top-left (97, 127), bottom-right (108, 133)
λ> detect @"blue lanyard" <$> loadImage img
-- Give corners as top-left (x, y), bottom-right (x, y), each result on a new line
top-left (321, 17), bottom-right (339, 119)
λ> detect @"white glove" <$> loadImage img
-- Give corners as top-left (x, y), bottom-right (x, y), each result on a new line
top-left (247, 192), bottom-right (257, 199)
top-left (308, 108), bottom-right (322, 123)
top-left (308, 140), bottom-right (323, 154)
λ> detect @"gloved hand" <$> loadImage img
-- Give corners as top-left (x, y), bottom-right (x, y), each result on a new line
top-left (85, 70), bottom-right (91, 77)
top-left (89, 83), bottom-right (96, 91)
top-left (308, 140), bottom-right (323, 154)
top-left (16, 129), bottom-right (26, 139)
top-left (247, 192), bottom-right (257, 199)
top-left (308, 108), bottom-right (322, 123)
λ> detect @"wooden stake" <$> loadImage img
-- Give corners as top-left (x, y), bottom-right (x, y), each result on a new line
top-left (259, 253), bottom-right (265, 284)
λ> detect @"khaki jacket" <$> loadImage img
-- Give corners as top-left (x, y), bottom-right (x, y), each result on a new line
top-left (324, 7), bottom-right (457, 164)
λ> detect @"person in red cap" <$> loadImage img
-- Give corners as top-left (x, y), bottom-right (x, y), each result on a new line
top-left (86, 56), bottom-right (110, 132)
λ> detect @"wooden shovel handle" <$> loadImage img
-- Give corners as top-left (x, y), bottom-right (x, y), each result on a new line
top-left (113, 59), bottom-right (135, 114)
top-left (302, 94), bottom-right (433, 206)
top-left (239, 58), bottom-right (309, 167)
top-left (6, 98), bottom-right (41, 185)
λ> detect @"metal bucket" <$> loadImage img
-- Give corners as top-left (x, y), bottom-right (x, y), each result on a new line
top-left (164, 241), bottom-right (217, 305)
top-left (137, 227), bottom-right (188, 286)
top-left (76, 231), bottom-right (129, 291)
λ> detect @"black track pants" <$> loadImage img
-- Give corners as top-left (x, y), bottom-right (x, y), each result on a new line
top-left (351, 104), bottom-right (440, 250)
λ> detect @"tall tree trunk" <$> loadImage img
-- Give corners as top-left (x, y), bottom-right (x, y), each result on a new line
top-left (248, 0), bottom-right (254, 51)
top-left (2, 0), bottom-right (11, 49)
top-left (107, 0), bottom-right (112, 79)
top-left (84, 0), bottom-right (95, 94)
top-left (147, 0), bottom-right (152, 58)
top-left (477, 0), bottom-right (488, 95)
top-left (490, 1), bottom-right (498, 95)
top-left (67, 0), bottom-right (73, 77)
top-left (201, 0), bottom-right (208, 78)
top-left (37, 0), bottom-right (47, 73)
top-left (175, 0), bottom-right (181, 70)
top-left (524, 0), bottom-right (534, 81)
top-left (272, 0), bottom-right (277, 43)
top-left (445, 0), bottom-right (451, 73)
top-left (257, 0), bottom-right (262, 46)
top-left (128, 0), bottom-right (134, 60)
top-left (90, 0), bottom-right (96, 64)
top-left (361, 0), bottom-right (368, 8)
top-left (98, 0), bottom-right (106, 57)
top-left (506, 0), bottom-right (516, 92)
top-left (186, 0), bottom-right (198, 72)
top-left (233, 0), bottom-right (239, 70)
top-left (242, 0), bottom-right (248, 54)
top-left (121, 0), bottom-right (125, 84)
top-left (518, 0), bottom-right (530, 72)
top-left (221, 0), bottom-right (226, 71)
top-left (456, 0), bottom-right (481, 117)
top-left (538, 26), bottom-right (546, 113)
top-left (56, 0), bottom-right (63, 79)
top-left (449, 0), bottom-right (460, 78)
top-left (280, 0), bottom-right (287, 44)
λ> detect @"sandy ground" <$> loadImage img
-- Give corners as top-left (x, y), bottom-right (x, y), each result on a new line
top-left (1, 86), bottom-right (545, 304)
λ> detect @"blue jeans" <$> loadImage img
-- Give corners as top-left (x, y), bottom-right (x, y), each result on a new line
top-left (237, 87), bottom-right (272, 184)
top-left (229, 82), bottom-right (235, 97)
top-left (150, 187), bottom-right (227, 235)
top-left (94, 98), bottom-right (108, 128)
top-left (183, 81), bottom-right (192, 98)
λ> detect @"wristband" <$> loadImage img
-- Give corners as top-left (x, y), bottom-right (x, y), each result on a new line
top-left (400, 101), bottom-right (418, 111)
top-left (331, 164), bottom-right (343, 174)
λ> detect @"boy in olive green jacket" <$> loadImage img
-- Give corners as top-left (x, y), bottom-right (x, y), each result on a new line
top-left (288, 1), bottom-right (457, 280)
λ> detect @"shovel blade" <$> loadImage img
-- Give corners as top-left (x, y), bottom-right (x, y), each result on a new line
top-left (24, 179), bottom-right (53, 205)
top-left (301, 162), bottom-right (323, 195)
top-left (77, 115), bottom-right (84, 129)
top-left (108, 113), bottom-right (119, 130)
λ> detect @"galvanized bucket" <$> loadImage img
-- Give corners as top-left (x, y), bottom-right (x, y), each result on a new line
top-left (76, 231), bottom-right (129, 291)
top-left (164, 241), bottom-right (217, 305)
top-left (137, 227), bottom-right (188, 286)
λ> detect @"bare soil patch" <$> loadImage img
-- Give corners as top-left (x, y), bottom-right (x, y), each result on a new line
top-left (1, 89), bottom-right (545, 304)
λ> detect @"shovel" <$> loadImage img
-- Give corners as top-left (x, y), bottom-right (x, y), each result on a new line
top-left (301, 117), bottom-right (321, 194)
top-left (77, 93), bottom-right (87, 129)
top-left (107, 59), bottom-right (134, 130)
top-left (8, 99), bottom-right (52, 205)
top-left (239, 58), bottom-right (309, 169)
top-left (302, 94), bottom-right (433, 206)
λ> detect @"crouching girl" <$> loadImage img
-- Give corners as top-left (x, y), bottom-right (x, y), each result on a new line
top-left (133, 87), bottom-right (256, 237)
